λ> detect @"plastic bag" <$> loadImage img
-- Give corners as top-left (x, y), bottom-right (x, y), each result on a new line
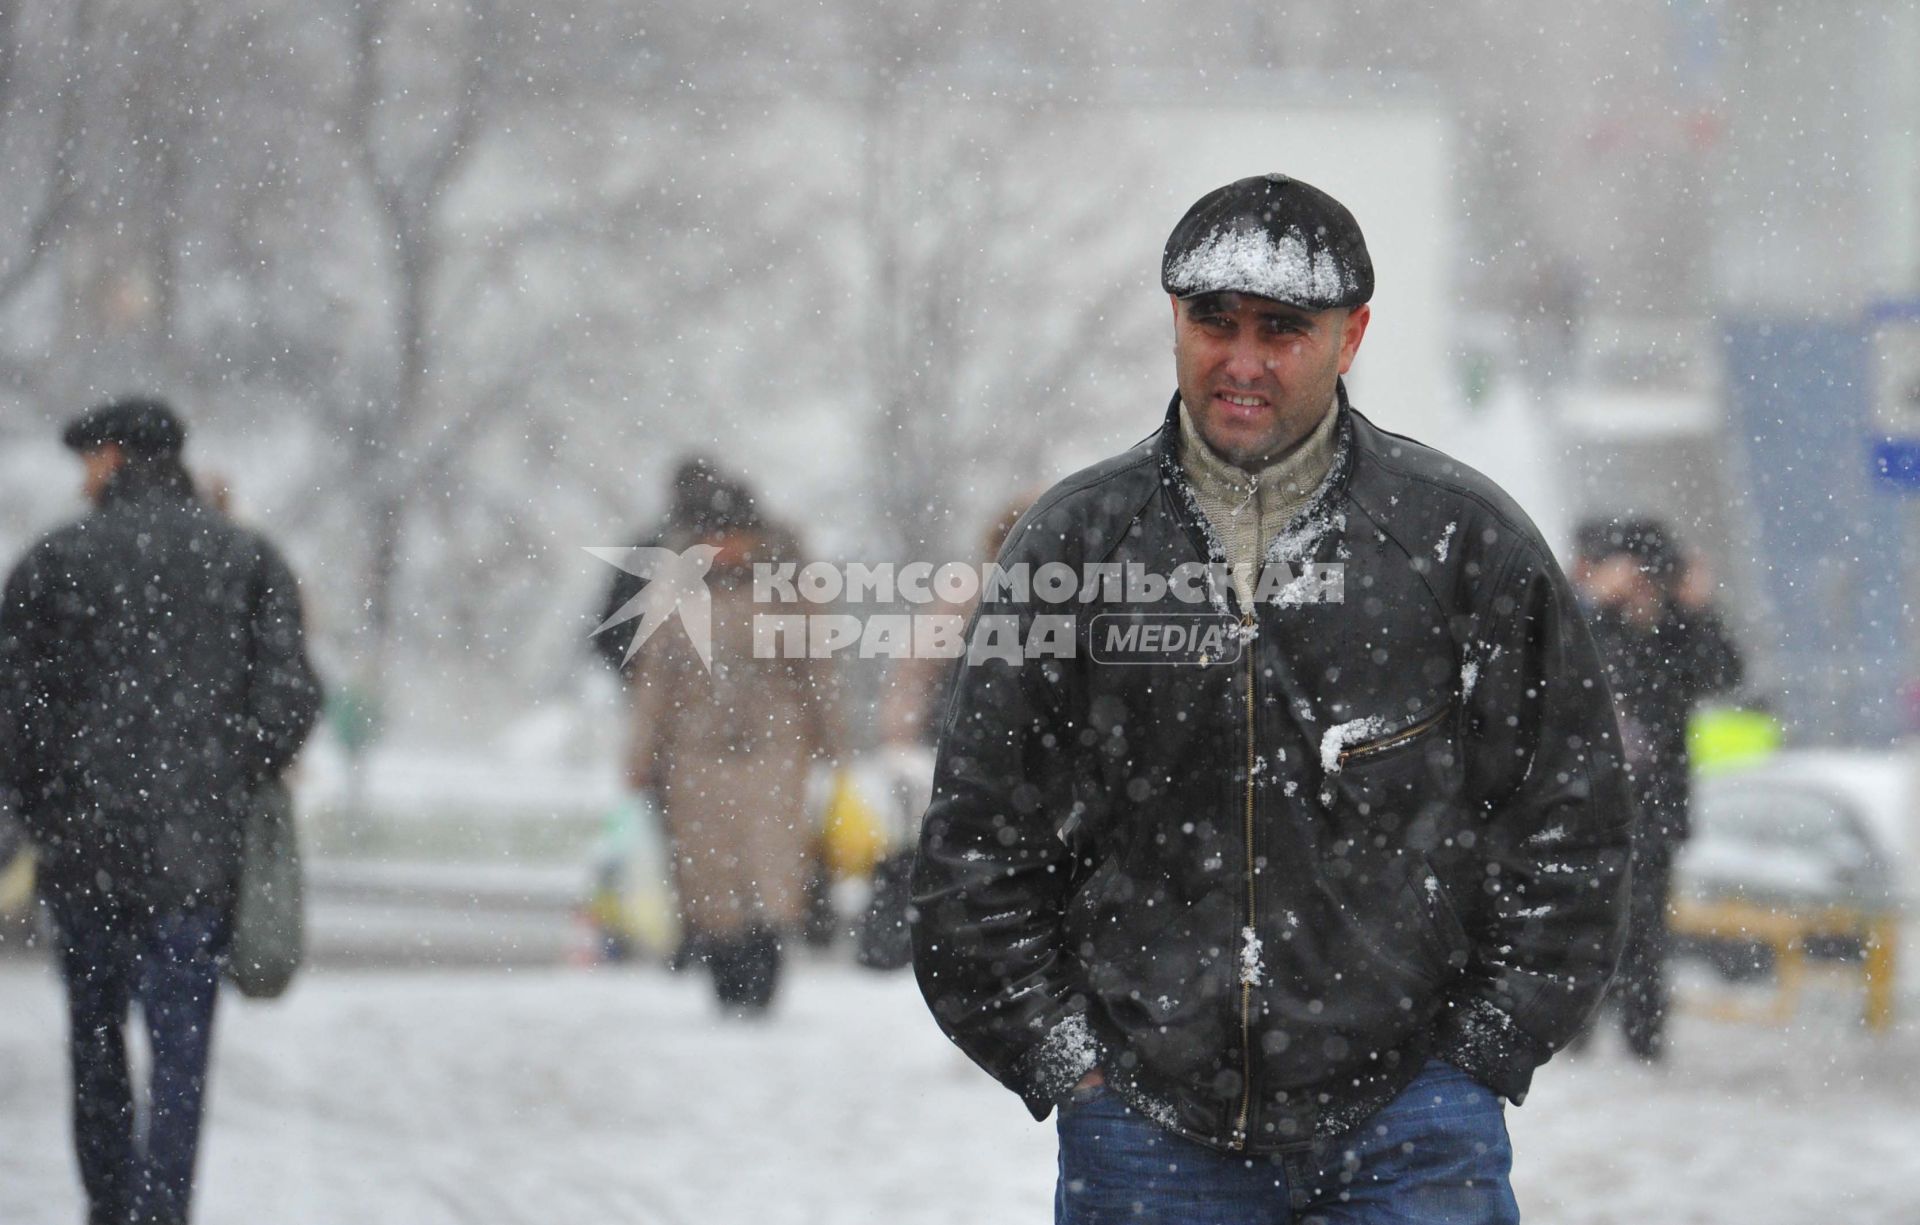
top-left (226, 779), bottom-right (304, 1000)
top-left (821, 769), bottom-right (886, 880)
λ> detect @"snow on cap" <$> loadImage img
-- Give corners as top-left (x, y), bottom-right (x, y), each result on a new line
top-left (1162, 174), bottom-right (1373, 310)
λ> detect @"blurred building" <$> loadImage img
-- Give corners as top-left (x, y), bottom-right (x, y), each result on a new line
top-left (1709, 3), bottom-right (1920, 745)
top-left (1525, 2), bottom-right (1920, 747)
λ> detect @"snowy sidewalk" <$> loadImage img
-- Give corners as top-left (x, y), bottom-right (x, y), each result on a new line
top-left (3, 958), bottom-right (1918, 1224)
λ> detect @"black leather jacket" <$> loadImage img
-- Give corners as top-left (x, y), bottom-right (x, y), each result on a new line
top-left (913, 390), bottom-right (1632, 1154)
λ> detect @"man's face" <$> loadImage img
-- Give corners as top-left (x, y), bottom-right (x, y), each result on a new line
top-left (80, 444), bottom-right (123, 505)
top-left (1172, 292), bottom-right (1370, 466)
top-left (1575, 552), bottom-right (1665, 624)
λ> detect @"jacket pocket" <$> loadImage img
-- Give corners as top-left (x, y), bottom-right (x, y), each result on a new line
top-left (1063, 857), bottom-right (1122, 942)
top-left (1328, 701), bottom-right (1462, 832)
top-left (1262, 856), bottom-right (1455, 1069)
top-left (1334, 702), bottom-right (1452, 770)
top-left (1407, 854), bottom-right (1473, 974)
top-left (1061, 1079), bottom-right (1112, 1112)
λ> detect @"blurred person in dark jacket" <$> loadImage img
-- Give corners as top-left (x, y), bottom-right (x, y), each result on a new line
top-left (0, 398), bottom-right (323, 1225)
top-left (1572, 517), bottom-right (1743, 1061)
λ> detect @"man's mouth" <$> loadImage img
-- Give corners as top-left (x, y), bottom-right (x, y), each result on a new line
top-left (1218, 392), bottom-right (1267, 408)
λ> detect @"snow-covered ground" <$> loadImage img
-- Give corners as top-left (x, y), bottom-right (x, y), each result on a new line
top-left (4, 957), bottom-right (1919, 1224)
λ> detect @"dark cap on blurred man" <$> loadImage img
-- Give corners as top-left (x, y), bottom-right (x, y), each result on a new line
top-left (1576, 517), bottom-right (1679, 580)
top-left (61, 396), bottom-right (186, 458)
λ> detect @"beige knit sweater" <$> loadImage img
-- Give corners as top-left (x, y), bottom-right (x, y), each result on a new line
top-left (1177, 397), bottom-right (1341, 608)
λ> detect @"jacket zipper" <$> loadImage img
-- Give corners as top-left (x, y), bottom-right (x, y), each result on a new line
top-left (1336, 708), bottom-right (1448, 769)
top-left (1233, 610), bottom-right (1256, 1149)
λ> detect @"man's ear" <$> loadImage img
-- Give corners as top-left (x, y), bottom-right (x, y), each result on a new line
top-left (1169, 293), bottom-right (1183, 324)
top-left (1337, 304), bottom-right (1372, 374)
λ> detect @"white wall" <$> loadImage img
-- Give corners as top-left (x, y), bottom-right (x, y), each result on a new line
top-left (921, 97), bottom-right (1568, 538)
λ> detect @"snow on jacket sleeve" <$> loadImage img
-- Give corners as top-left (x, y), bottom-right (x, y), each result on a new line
top-left (1435, 540), bottom-right (1634, 1103)
top-left (911, 530), bottom-right (1101, 1121)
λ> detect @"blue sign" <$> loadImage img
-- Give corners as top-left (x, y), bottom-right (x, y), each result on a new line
top-left (1871, 437), bottom-right (1920, 488)
top-left (1868, 301), bottom-right (1920, 489)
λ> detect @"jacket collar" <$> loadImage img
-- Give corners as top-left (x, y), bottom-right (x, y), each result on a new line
top-left (1155, 380), bottom-right (1359, 527)
top-left (1176, 392), bottom-right (1342, 518)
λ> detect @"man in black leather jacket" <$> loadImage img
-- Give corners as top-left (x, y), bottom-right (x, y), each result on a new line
top-left (912, 176), bottom-right (1632, 1222)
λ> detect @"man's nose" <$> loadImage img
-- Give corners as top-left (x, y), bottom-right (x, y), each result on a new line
top-left (1222, 334), bottom-right (1268, 384)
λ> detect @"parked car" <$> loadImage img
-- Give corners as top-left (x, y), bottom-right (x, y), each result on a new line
top-left (1674, 753), bottom-right (1909, 980)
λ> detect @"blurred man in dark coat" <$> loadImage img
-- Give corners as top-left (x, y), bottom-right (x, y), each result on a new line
top-left (0, 398), bottom-right (323, 1225)
top-left (1573, 518), bottom-right (1744, 1061)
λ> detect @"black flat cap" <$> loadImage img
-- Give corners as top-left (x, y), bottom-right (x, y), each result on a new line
top-left (1162, 173), bottom-right (1373, 310)
top-left (62, 397), bottom-right (186, 457)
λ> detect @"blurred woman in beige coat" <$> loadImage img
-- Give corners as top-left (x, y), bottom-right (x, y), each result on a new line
top-left (626, 471), bottom-right (837, 1013)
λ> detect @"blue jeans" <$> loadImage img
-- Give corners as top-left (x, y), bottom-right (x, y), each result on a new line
top-left (1056, 1060), bottom-right (1520, 1224)
top-left (46, 892), bottom-right (229, 1225)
